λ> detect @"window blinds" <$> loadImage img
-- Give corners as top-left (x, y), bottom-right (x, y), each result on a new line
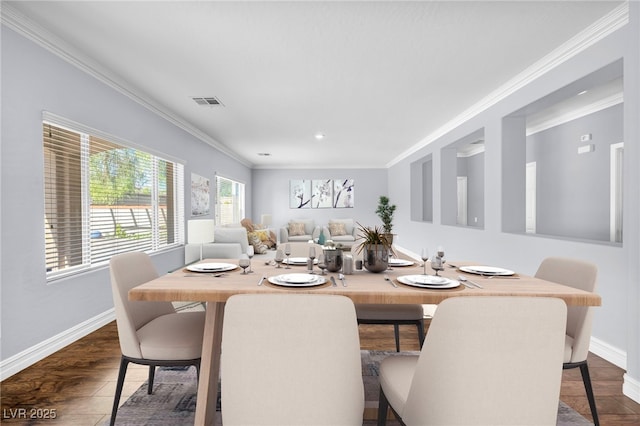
top-left (43, 122), bottom-right (184, 278)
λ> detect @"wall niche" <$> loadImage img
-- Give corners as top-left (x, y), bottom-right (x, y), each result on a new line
top-left (441, 128), bottom-right (485, 229)
top-left (410, 154), bottom-right (433, 223)
top-left (502, 59), bottom-right (623, 244)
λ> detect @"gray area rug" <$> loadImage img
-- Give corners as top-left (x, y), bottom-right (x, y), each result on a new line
top-left (107, 350), bottom-right (592, 425)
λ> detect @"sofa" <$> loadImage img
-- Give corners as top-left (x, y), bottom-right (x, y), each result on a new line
top-left (185, 226), bottom-right (249, 264)
top-left (185, 222), bottom-right (278, 264)
top-left (280, 219), bottom-right (320, 244)
top-left (321, 218), bottom-right (358, 248)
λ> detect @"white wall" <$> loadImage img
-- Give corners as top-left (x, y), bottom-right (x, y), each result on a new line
top-left (252, 168), bottom-right (387, 234)
top-left (0, 26), bottom-right (250, 368)
top-left (388, 4), bottom-right (639, 400)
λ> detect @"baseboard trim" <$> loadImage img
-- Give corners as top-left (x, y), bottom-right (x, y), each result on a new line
top-left (589, 336), bottom-right (626, 369)
top-left (0, 309), bottom-right (115, 381)
top-left (588, 336), bottom-right (640, 402)
top-left (623, 373), bottom-right (640, 404)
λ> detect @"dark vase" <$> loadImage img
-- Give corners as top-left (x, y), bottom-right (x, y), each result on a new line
top-left (363, 244), bottom-right (389, 273)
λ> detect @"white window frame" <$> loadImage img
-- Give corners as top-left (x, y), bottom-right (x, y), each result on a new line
top-left (43, 113), bottom-right (185, 282)
top-left (215, 175), bottom-right (245, 225)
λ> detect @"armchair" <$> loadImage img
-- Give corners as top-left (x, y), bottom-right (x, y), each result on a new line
top-left (323, 219), bottom-right (357, 248)
top-left (280, 219), bottom-right (319, 243)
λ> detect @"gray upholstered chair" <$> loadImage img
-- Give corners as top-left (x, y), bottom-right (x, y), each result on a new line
top-left (109, 252), bottom-right (205, 426)
top-left (323, 218), bottom-right (358, 248)
top-left (279, 219), bottom-right (319, 243)
top-left (353, 246), bottom-right (426, 351)
top-left (377, 296), bottom-right (567, 425)
top-left (535, 256), bottom-right (600, 426)
top-left (221, 294), bottom-right (364, 425)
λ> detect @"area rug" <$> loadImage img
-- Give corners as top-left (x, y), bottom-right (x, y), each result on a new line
top-left (107, 351), bottom-right (592, 425)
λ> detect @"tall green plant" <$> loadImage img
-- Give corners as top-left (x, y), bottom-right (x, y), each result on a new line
top-left (375, 196), bottom-right (396, 234)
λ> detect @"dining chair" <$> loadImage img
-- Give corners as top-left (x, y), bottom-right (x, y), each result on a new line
top-left (377, 296), bottom-right (567, 426)
top-left (109, 252), bottom-right (205, 426)
top-left (221, 294), bottom-right (364, 425)
top-left (353, 245), bottom-right (426, 351)
top-left (535, 256), bottom-right (600, 426)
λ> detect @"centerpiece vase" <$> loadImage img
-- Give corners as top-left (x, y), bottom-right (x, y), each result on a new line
top-left (363, 244), bottom-right (389, 273)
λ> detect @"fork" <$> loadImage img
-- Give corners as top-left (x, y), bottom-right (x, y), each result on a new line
top-left (384, 274), bottom-right (398, 288)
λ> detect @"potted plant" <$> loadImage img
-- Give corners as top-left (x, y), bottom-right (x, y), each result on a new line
top-left (356, 222), bottom-right (392, 273)
top-left (375, 195), bottom-right (396, 244)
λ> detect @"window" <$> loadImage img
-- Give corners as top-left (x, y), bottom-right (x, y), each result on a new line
top-left (43, 118), bottom-right (184, 280)
top-left (215, 176), bottom-right (245, 225)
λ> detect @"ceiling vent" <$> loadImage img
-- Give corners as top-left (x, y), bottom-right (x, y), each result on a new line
top-left (192, 96), bottom-right (224, 107)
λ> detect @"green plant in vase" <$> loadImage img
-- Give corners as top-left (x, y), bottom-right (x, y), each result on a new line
top-left (375, 196), bottom-right (396, 244)
top-left (356, 222), bottom-right (393, 273)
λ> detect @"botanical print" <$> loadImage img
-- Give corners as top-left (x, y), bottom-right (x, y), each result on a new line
top-left (290, 179), bottom-right (312, 209)
top-left (333, 178), bottom-right (354, 208)
top-left (312, 179), bottom-right (333, 208)
top-left (191, 173), bottom-right (210, 216)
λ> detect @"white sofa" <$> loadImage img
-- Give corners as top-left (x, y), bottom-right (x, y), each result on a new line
top-left (185, 224), bottom-right (279, 264)
top-left (322, 218), bottom-right (358, 248)
top-left (185, 226), bottom-right (249, 264)
top-left (280, 219), bottom-right (320, 244)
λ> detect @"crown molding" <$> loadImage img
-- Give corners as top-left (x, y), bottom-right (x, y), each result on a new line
top-left (387, 1), bottom-right (630, 168)
top-left (1, 3), bottom-right (252, 168)
top-left (526, 92), bottom-right (624, 136)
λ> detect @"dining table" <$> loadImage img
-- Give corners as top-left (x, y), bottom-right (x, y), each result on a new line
top-left (128, 258), bottom-right (601, 426)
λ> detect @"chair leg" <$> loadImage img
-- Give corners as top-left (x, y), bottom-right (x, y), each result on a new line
top-left (148, 365), bottom-right (156, 395)
top-left (110, 356), bottom-right (130, 426)
top-left (377, 387), bottom-right (389, 426)
top-left (393, 324), bottom-right (400, 352)
top-left (416, 319), bottom-right (425, 348)
top-left (579, 362), bottom-right (600, 426)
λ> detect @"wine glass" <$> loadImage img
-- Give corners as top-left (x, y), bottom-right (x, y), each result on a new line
top-left (317, 253), bottom-right (327, 275)
top-left (284, 244), bottom-right (292, 269)
top-left (239, 257), bottom-right (250, 274)
top-left (274, 249), bottom-right (284, 268)
top-left (308, 246), bottom-right (316, 274)
top-left (421, 248), bottom-right (429, 275)
top-left (246, 246), bottom-right (255, 273)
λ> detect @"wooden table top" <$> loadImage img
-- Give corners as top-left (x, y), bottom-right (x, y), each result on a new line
top-left (129, 259), bottom-right (601, 306)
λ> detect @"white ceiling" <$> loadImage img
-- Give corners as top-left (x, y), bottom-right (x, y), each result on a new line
top-left (4, 1), bottom-right (624, 169)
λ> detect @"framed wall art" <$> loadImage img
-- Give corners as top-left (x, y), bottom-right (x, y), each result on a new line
top-left (289, 179), bottom-right (312, 209)
top-left (312, 179), bottom-right (333, 208)
top-left (333, 178), bottom-right (354, 208)
top-left (191, 173), bottom-right (210, 216)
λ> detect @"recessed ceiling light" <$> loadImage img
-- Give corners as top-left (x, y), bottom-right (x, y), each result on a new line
top-left (578, 90), bottom-right (588, 96)
top-left (315, 133), bottom-right (325, 140)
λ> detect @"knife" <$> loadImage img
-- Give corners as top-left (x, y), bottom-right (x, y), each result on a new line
top-left (330, 276), bottom-right (337, 287)
top-left (257, 275), bottom-right (266, 286)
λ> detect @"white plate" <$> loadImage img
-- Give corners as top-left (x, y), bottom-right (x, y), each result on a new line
top-left (388, 259), bottom-right (414, 267)
top-left (397, 275), bottom-right (460, 289)
top-left (459, 266), bottom-right (515, 276)
top-left (283, 257), bottom-right (318, 265)
top-left (401, 274), bottom-right (450, 285)
top-left (268, 274), bottom-right (326, 287)
top-left (186, 262), bottom-right (238, 273)
top-left (276, 273), bottom-right (318, 283)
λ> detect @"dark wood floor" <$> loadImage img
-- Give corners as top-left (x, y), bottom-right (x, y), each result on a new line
top-left (2, 320), bottom-right (639, 425)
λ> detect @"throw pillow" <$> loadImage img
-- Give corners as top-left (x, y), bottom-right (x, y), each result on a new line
top-left (289, 222), bottom-right (306, 236)
top-left (254, 229), bottom-right (270, 241)
top-left (254, 229), bottom-right (276, 248)
top-left (247, 232), bottom-right (268, 254)
top-left (328, 222), bottom-right (347, 236)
